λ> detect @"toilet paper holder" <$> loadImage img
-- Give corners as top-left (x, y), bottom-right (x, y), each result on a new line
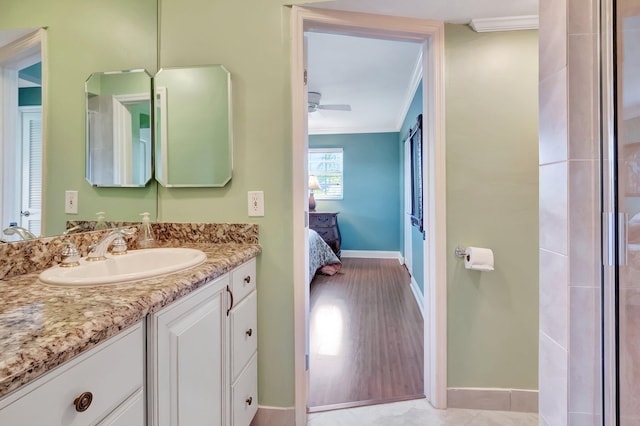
top-left (454, 246), bottom-right (467, 258)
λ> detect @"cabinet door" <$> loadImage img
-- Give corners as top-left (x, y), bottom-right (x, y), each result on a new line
top-left (149, 277), bottom-right (228, 426)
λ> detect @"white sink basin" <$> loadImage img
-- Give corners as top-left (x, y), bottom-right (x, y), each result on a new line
top-left (39, 248), bottom-right (207, 286)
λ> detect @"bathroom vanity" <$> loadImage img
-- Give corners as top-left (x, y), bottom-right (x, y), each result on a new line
top-left (0, 223), bottom-right (260, 426)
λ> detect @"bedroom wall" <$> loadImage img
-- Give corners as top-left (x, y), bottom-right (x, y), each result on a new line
top-left (399, 81), bottom-right (424, 292)
top-left (309, 132), bottom-right (401, 251)
top-left (445, 24), bottom-right (539, 390)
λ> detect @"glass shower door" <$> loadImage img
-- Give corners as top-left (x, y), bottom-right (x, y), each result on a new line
top-left (613, 0), bottom-right (640, 423)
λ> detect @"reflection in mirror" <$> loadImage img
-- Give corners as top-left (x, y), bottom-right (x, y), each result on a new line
top-left (154, 65), bottom-right (232, 187)
top-left (0, 29), bottom-right (43, 241)
top-left (86, 69), bottom-right (153, 187)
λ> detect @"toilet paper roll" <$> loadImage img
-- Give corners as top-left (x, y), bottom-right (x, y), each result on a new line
top-left (464, 246), bottom-right (494, 271)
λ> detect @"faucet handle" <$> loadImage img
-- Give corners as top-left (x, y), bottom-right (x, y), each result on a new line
top-left (60, 242), bottom-right (81, 267)
top-left (111, 235), bottom-right (128, 255)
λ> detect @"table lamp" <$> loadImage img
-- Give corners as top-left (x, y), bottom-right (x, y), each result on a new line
top-left (309, 175), bottom-right (321, 211)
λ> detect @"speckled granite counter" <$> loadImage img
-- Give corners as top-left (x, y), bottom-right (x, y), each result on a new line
top-left (0, 223), bottom-right (260, 399)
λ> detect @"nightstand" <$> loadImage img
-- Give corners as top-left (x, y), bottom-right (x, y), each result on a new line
top-left (309, 211), bottom-right (341, 257)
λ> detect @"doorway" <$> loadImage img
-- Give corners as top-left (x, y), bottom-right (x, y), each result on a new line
top-left (291, 7), bottom-right (447, 425)
top-left (0, 29), bottom-right (44, 238)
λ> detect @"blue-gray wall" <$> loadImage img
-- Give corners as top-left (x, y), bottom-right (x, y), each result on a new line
top-left (399, 82), bottom-right (424, 292)
top-left (309, 132), bottom-right (401, 251)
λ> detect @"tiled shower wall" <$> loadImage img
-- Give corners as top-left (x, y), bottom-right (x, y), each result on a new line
top-left (538, 0), bottom-right (602, 424)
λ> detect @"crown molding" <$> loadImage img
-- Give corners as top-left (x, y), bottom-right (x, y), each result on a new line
top-left (395, 49), bottom-right (423, 133)
top-left (469, 15), bottom-right (539, 32)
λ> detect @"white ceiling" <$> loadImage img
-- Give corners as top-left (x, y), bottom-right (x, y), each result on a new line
top-left (307, 32), bottom-right (422, 135)
top-left (305, 0), bottom-right (539, 135)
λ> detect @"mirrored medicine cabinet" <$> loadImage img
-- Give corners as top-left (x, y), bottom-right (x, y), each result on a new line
top-left (85, 65), bottom-right (232, 188)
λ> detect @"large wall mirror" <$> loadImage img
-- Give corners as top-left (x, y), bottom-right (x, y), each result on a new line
top-left (85, 69), bottom-right (153, 187)
top-left (0, 28), bottom-right (44, 241)
top-left (155, 65), bottom-right (232, 187)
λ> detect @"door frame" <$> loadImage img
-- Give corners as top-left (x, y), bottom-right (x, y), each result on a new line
top-left (290, 7), bottom-right (447, 425)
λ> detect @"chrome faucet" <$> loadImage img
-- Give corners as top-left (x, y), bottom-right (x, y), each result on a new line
top-left (2, 225), bottom-right (37, 240)
top-left (86, 228), bottom-right (136, 261)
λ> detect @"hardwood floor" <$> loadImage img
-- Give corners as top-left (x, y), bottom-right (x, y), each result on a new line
top-left (308, 258), bottom-right (424, 411)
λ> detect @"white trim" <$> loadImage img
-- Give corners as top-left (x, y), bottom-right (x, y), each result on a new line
top-left (469, 15), bottom-right (539, 33)
top-left (410, 276), bottom-right (425, 318)
top-left (340, 250), bottom-right (403, 261)
top-left (292, 7), bottom-right (447, 424)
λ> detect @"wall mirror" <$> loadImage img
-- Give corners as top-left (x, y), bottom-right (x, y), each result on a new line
top-left (85, 69), bottom-right (153, 187)
top-left (0, 28), bottom-right (44, 242)
top-left (154, 65), bottom-right (232, 187)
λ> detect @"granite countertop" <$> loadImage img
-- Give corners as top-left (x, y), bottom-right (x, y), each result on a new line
top-left (0, 242), bottom-right (261, 399)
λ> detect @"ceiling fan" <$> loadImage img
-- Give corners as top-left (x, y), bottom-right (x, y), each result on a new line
top-left (308, 91), bottom-right (351, 113)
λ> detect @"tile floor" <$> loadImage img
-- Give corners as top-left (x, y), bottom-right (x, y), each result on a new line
top-left (308, 399), bottom-right (538, 426)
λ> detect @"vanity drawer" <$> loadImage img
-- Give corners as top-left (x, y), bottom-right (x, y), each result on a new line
top-left (231, 353), bottom-right (258, 426)
top-left (0, 323), bottom-right (144, 425)
top-left (231, 290), bottom-right (257, 381)
top-left (230, 257), bottom-right (256, 304)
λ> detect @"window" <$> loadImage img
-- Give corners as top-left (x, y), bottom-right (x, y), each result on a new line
top-left (309, 148), bottom-right (343, 200)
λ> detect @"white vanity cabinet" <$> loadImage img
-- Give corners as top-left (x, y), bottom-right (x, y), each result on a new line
top-left (0, 322), bottom-right (145, 426)
top-left (0, 257), bottom-right (258, 426)
top-left (148, 257), bottom-right (258, 426)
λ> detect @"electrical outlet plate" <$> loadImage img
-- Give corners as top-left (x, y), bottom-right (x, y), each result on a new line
top-left (65, 190), bottom-right (78, 214)
top-left (248, 191), bottom-right (264, 217)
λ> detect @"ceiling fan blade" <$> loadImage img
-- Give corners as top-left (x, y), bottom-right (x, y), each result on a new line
top-left (318, 104), bottom-right (352, 111)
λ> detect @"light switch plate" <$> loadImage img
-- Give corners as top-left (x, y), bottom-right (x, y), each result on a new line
top-left (248, 191), bottom-right (264, 217)
top-left (65, 190), bottom-right (78, 214)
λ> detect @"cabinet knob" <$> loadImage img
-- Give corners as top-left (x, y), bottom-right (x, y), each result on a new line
top-left (246, 396), bottom-right (253, 406)
top-left (246, 328), bottom-right (253, 337)
top-left (74, 391), bottom-right (93, 412)
top-left (244, 275), bottom-right (251, 284)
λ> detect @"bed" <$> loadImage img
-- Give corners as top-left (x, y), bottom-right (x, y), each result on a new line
top-left (309, 229), bottom-right (341, 283)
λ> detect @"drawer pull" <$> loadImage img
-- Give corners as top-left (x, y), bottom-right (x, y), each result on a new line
top-left (226, 285), bottom-right (234, 316)
top-left (246, 396), bottom-right (253, 406)
top-left (74, 391), bottom-right (93, 412)
top-left (246, 328), bottom-right (253, 337)
top-left (244, 275), bottom-right (251, 284)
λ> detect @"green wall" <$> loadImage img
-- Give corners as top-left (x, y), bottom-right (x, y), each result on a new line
top-left (0, 0), bottom-right (158, 235)
top-left (157, 0), bottom-right (304, 406)
top-left (309, 132), bottom-right (401, 251)
top-left (445, 25), bottom-right (539, 389)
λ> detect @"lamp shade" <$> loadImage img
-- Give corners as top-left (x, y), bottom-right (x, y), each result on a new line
top-left (309, 175), bottom-right (321, 190)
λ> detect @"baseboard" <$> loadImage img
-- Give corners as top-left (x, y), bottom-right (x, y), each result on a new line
top-left (250, 406), bottom-right (295, 426)
top-left (447, 388), bottom-right (538, 413)
top-left (409, 276), bottom-right (425, 318)
top-left (341, 250), bottom-right (403, 263)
